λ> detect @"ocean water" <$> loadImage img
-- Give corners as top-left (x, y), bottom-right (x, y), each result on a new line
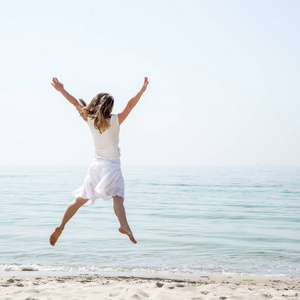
top-left (0, 165), bottom-right (299, 277)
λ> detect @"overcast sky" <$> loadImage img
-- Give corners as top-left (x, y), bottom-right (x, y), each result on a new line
top-left (1, 0), bottom-right (299, 166)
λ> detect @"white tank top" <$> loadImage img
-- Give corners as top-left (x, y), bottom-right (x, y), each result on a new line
top-left (86, 114), bottom-right (120, 159)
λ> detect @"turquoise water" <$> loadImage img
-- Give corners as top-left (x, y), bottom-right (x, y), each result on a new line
top-left (0, 165), bottom-right (299, 276)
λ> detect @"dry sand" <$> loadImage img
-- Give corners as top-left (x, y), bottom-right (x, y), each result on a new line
top-left (1, 274), bottom-right (299, 300)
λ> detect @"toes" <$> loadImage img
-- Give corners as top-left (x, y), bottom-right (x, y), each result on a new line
top-left (119, 228), bottom-right (137, 244)
top-left (49, 227), bottom-right (61, 246)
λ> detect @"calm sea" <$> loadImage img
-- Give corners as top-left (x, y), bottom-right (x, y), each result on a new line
top-left (0, 165), bottom-right (299, 277)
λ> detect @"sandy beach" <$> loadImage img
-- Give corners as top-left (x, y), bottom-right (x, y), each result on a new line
top-left (1, 274), bottom-right (299, 300)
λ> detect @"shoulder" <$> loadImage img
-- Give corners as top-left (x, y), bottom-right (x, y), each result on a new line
top-left (75, 104), bottom-right (88, 121)
top-left (111, 114), bottom-right (120, 127)
top-left (86, 116), bottom-right (95, 127)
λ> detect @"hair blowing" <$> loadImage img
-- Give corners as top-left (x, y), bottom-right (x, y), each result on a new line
top-left (78, 93), bottom-right (114, 133)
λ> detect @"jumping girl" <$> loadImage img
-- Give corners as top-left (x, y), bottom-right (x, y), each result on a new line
top-left (49, 77), bottom-right (149, 246)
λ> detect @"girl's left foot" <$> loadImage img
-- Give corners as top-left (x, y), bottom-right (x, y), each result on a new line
top-left (49, 226), bottom-right (62, 246)
top-left (119, 227), bottom-right (137, 244)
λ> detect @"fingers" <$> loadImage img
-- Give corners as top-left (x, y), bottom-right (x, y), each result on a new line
top-left (52, 77), bottom-right (59, 84)
top-left (51, 77), bottom-right (63, 91)
top-left (51, 78), bottom-right (57, 88)
top-left (51, 77), bottom-right (63, 90)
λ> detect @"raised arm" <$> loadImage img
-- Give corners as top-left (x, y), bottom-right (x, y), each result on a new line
top-left (118, 77), bottom-right (149, 125)
top-left (51, 77), bottom-right (87, 121)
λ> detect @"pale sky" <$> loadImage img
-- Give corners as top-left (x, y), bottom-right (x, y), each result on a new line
top-left (0, 0), bottom-right (299, 166)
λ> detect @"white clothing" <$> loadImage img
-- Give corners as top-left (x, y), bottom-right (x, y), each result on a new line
top-left (73, 114), bottom-right (124, 205)
top-left (73, 156), bottom-right (124, 206)
top-left (87, 114), bottom-right (121, 159)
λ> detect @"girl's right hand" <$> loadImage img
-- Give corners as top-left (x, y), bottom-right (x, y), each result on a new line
top-left (51, 77), bottom-right (64, 92)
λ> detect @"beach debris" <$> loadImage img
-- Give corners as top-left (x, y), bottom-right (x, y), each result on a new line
top-left (80, 279), bottom-right (92, 283)
top-left (22, 266), bottom-right (36, 271)
top-left (156, 282), bottom-right (164, 288)
top-left (282, 292), bottom-right (299, 298)
top-left (7, 278), bottom-right (14, 283)
top-left (176, 283), bottom-right (185, 288)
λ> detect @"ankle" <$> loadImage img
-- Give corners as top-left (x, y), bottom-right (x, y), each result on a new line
top-left (58, 225), bottom-right (64, 231)
top-left (120, 224), bottom-right (130, 230)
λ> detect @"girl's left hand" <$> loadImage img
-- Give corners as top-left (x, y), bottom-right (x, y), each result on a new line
top-left (51, 77), bottom-right (64, 92)
top-left (141, 77), bottom-right (149, 93)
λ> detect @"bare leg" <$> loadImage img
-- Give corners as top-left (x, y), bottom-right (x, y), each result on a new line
top-left (113, 196), bottom-right (137, 244)
top-left (49, 197), bottom-right (88, 246)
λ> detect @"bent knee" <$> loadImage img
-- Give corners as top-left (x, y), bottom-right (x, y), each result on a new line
top-left (113, 195), bottom-right (124, 202)
top-left (76, 197), bottom-right (89, 205)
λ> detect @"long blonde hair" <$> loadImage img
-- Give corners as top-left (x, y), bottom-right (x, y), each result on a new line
top-left (79, 93), bottom-right (114, 133)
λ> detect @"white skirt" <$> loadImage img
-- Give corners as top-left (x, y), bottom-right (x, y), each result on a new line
top-left (73, 157), bottom-right (125, 206)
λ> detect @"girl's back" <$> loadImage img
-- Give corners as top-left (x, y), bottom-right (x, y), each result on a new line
top-left (87, 114), bottom-right (120, 160)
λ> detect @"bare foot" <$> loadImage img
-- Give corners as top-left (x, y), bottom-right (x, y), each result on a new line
top-left (49, 226), bottom-right (62, 246)
top-left (119, 227), bottom-right (137, 244)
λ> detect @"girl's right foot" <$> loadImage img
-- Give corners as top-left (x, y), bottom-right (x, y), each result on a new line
top-left (49, 226), bottom-right (62, 246)
top-left (119, 227), bottom-right (137, 244)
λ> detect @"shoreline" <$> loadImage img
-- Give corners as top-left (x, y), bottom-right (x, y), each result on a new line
top-left (1, 264), bottom-right (298, 278)
top-left (1, 273), bottom-right (299, 300)
top-left (1, 269), bottom-right (299, 279)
